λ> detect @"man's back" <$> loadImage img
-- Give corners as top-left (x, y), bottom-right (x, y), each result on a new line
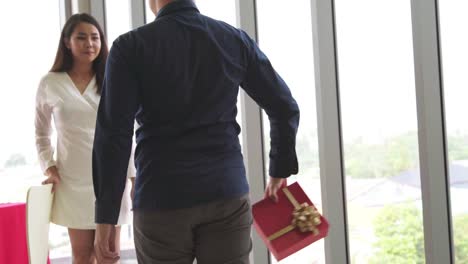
top-left (130, 5), bottom-right (248, 160)
top-left (93, 0), bottom-right (299, 222)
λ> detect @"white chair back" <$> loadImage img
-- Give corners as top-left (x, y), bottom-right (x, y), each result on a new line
top-left (26, 184), bottom-right (53, 264)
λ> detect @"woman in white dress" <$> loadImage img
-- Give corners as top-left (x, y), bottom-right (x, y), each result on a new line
top-left (35, 13), bottom-right (134, 264)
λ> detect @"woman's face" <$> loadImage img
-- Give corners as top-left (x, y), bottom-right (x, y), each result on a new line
top-left (65, 22), bottom-right (101, 65)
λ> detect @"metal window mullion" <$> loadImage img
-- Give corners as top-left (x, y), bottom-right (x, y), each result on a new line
top-left (90, 0), bottom-right (106, 37)
top-left (410, 1), bottom-right (454, 263)
top-left (310, 0), bottom-right (350, 263)
top-left (130, 0), bottom-right (145, 29)
top-left (73, 0), bottom-right (90, 13)
top-left (59, 0), bottom-right (72, 29)
top-left (235, 1), bottom-right (269, 264)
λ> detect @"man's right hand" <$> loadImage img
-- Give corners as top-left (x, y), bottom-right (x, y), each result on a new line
top-left (95, 223), bottom-right (120, 264)
top-left (265, 176), bottom-right (287, 203)
top-left (42, 166), bottom-right (60, 193)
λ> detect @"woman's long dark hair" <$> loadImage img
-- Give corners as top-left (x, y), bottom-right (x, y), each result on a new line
top-left (50, 13), bottom-right (108, 94)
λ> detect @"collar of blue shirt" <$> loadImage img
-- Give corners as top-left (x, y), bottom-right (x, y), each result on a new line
top-left (157, 0), bottom-right (200, 19)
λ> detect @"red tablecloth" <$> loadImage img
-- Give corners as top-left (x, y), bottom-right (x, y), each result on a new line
top-left (0, 203), bottom-right (28, 264)
top-left (0, 203), bottom-right (51, 264)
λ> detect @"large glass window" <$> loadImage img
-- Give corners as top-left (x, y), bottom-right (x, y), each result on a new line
top-left (196, 0), bottom-right (237, 25)
top-left (335, 1), bottom-right (425, 263)
top-left (256, 1), bottom-right (324, 263)
top-left (145, 0), bottom-right (154, 23)
top-left (0, 1), bottom-right (63, 260)
top-left (439, 2), bottom-right (468, 263)
top-left (105, 0), bottom-right (132, 46)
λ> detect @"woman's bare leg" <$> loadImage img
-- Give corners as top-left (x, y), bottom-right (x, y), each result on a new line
top-left (68, 228), bottom-right (96, 264)
top-left (69, 226), bottom-right (122, 264)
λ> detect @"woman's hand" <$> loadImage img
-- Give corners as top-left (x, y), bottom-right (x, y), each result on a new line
top-left (42, 166), bottom-right (60, 193)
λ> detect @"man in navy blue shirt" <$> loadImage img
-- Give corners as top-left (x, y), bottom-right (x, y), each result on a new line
top-left (92, 0), bottom-right (299, 263)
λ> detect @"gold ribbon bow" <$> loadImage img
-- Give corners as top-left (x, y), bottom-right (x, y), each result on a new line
top-left (267, 188), bottom-right (321, 241)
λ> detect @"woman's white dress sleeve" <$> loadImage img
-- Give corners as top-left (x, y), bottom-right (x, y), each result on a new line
top-left (35, 78), bottom-right (56, 173)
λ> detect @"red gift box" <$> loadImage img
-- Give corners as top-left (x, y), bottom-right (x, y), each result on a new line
top-left (252, 182), bottom-right (329, 261)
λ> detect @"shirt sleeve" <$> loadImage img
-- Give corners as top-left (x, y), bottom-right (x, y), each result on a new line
top-left (93, 38), bottom-right (139, 225)
top-left (35, 78), bottom-right (57, 173)
top-left (239, 31), bottom-right (300, 178)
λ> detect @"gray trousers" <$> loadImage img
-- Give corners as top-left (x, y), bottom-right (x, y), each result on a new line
top-left (133, 194), bottom-right (252, 264)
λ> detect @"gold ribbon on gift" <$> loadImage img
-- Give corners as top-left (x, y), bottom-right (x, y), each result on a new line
top-left (267, 188), bottom-right (322, 241)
